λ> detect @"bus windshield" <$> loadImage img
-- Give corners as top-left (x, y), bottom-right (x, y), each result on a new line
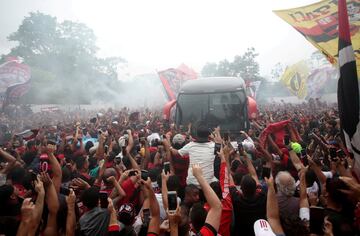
top-left (176, 90), bottom-right (248, 132)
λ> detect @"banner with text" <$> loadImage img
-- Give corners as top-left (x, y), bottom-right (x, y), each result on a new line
top-left (274, 0), bottom-right (360, 76)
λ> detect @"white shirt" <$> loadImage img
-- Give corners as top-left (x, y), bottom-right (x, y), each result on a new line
top-left (178, 141), bottom-right (217, 185)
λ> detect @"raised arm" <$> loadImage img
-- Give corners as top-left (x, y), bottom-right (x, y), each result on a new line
top-left (107, 198), bottom-right (120, 235)
top-left (242, 151), bottom-right (260, 184)
top-left (108, 176), bottom-right (126, 200)
top-left (141, 139), bottom-right (151, 170)
top-left (95, 133), bottom-right (106, 160)
top-left (265, 176), bottom-right (285, 235)
top-left (42, 172), bottom-right (60, 236)
top-left (28, 176), bottom-right (45, 236)
top-left (218, 145), bottom-right (231, 194)
top-left (255, 142), bottom-right (273, 164)
top-left (288, 149), bottom-right (305, 171)
top-left (65, 189), bottom-right (76, 236)
top-left (17, 199), bottom-right (35, 236)
top-left (308, 156), bottom-right (327, 185)
top-left (126, 152), bottom-right (140, 170)
top-left (47, 144), bottom-right (62, 193)
top-left (161, 171), bottom-right (170, 211)
top-left (143, 178), bottom-right (160, 235)
top-left (193, 164), bottom-right (222, 232)
top-left (125, 130), bottom-right (134, 154)
top-left (71, 126), bottom-right (80, 152)
top-left (267, 136), bottom-right (283, 157)
top-left (298, 168), bottom-right (310, 209)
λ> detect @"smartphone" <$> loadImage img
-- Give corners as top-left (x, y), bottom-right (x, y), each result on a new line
top-left (301, 149), bottom-right (309, 166)
top-left (168, 191), bottom-right (178, 213)
top-left (164, 162), bottom-right (171, 174)
top-left (141, 170), bottom-right (149, 181)
top-left (60, 187), bottom-right (70, 196)
top-left (104, 145), bottom-right (109, 154)
top-left (329, 148), bottom-right (337, 161)
top-left (99, 191), bottom-right (108, 208)
top-left (40, 154), bottom-right (50, 172)
top-left (128, 170), bottom-right (138, 177)
top-left (284, 135), bottom-right (290, 146)
top-left (237, 142), bottom-right (244, 153)
top-left (143, 208), bottom-right (150, 226)
top-left (262, 167), bottom-right (271, 179)
top-left (214, 143), bottom-right (221, 155)
top-left (231, 159), bottom-right (241, 172)
top-left (310, 207), bottom-right (325, 234)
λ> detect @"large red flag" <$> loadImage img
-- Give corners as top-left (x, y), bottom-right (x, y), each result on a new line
top-left (158, 65), bottom-right (197, 101)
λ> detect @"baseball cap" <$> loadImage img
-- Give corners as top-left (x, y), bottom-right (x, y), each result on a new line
top-left (254, 219), bottom-right (276, 236)
top-left (172, 134), bottom-right (185, 145)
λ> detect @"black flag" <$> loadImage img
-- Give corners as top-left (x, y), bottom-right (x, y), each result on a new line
top-left (337, 0), bottom-right (360, 175)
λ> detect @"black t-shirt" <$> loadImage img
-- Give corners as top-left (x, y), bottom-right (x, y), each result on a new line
top-left (229, 185), bottom-right (267, 236)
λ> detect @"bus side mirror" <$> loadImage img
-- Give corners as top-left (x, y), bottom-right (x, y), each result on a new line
top-left (163, 99), bottom-right (177, 120)
top-left (247, 96), bottom-right (257, 120)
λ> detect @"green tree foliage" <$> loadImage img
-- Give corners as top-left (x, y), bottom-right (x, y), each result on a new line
top-left (4, 12), bottom-right (126, 104)
top-left (201, 47), bottom-right (260, 81)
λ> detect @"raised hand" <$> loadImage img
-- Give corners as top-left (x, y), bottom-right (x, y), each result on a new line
top-left (21, 198), bottom-right (35, 223)
top-left (264, 175), bottom-right (274, 187)
top-left (34, 175), bottom-right (44, 194)
top-left (70, 178), bottom-right (90, 190)
top-left (107, 176), bottom-right (117, 185)
top-left (65, 188), bottom-right (76, 207)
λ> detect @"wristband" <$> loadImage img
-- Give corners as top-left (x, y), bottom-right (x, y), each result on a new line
top-left (108, 224), bottom-right (120, 232)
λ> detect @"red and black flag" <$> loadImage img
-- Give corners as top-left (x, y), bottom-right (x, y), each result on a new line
top-left (158, 65), bottom-right (197, 101)
top-left (337, 0), bottom-right (360, 172)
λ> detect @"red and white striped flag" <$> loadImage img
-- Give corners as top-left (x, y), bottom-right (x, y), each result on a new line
top-left (337, 0), bottom-right (360, 177)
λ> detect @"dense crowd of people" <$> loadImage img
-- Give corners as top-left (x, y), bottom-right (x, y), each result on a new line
top-left (0, 99), bottom-right (359, 236)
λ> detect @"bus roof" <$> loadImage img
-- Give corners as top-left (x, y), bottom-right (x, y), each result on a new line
top-left (179, 77), bottom-right (246, 94)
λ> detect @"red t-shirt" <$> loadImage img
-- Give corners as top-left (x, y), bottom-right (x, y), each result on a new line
top-left (117, 178), bottom-right (137, 207)
top-left (171, 153), bottom-right (189, 187)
